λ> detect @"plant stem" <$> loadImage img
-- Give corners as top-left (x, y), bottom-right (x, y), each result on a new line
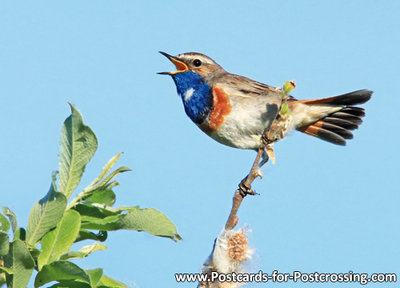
top-left (225, 143), bottom-right (267, 230)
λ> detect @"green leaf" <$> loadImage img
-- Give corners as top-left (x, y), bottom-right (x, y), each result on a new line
top-left (0, 231), bottom-right (9, 256)
top-left (38, 210), bottom-right (81, 269)
top-left (80, 214), bottom-right (120, 230)
top-left (283, 80), bottom-right (296, 93)
top-left (70, 166), bottom-right (130, 209)
top-left (60, 242), bottom-right (107, 261)
top-left (102, 181), bottom-right (119, 190)
top-left (58, 251), bottom-right (85, 261)
top-left (85, 189), bottom-right (116, 206)
top-left (79, 242), bottom-right (107, 254)
top-left (95, 167), bottom-right (131, 190)
top-left (84, 153), bottom-right (123, 191)
top-left (98, 274), bottom-right (130, 288)
top-left (74, 203), bottom-right (120, 219)
top-left (30, 246), bottom-right (41, 260)
top-left (34, 261), bottom-right (90, 288)
top-left (280, 102), bottom-right (289, 115)
top-left (118, 207), bottom-right (181, 241)
top-left (26, 183), bottom-right (67, 246)
top-left (47, 281), bottom-right (91, 288)
top-left (59, 103), bottom-right (98, 200)
top-left (0, 266), bottom-right (15, 275)
top-left (75, 230), bottom-right (107, 243)
top-left (3, 239), bottom-right (35, 288)
top-left (2, 207), bottom-right (17, 234)
top-left (0, 213), bottom-right (10, 232)
top-left (13, 228), bottom-right (26, 241)
top-left (80, 206), bottom-right (180, 241)
top-left (85, 268), bottom-right (103, 286)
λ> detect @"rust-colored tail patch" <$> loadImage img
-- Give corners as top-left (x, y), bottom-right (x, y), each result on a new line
top-left (298, 123), bottom-right (347, 145)
top-left (297, 106), bottom-right (365, 146)
top-left (296, 89), bottom-right (372, 145)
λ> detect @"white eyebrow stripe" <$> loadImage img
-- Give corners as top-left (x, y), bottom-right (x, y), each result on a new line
top-left (178, 54), bottom-right (214, 65)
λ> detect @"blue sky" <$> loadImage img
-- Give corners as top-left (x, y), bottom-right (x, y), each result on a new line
top-left (1, 1), bottom-right (399, 287)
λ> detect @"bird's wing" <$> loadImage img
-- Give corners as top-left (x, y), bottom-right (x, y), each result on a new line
top-left (208, 72), bottom-right (278, 98)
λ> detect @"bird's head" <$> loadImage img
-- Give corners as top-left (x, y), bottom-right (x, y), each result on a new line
top-left (158, 52), bottom-right (219, 125)
top-left (158, 51), bottom-right (223, 78)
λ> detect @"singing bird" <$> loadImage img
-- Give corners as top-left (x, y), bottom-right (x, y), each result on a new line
top-left (159, 51), bottom-right (372, 159)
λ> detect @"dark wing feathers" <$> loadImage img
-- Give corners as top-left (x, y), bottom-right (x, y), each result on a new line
top-left (298, 89), bottom-right (372, 106)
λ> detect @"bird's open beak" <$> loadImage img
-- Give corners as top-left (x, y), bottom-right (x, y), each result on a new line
top-left (158, 51), bottom-right (188, 75)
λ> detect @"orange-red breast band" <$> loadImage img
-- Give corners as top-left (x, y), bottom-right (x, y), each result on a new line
top-left (208, 87), bottom-right (232, 131)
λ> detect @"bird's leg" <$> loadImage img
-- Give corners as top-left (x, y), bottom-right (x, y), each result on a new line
top-left (238, 145), bottom-right (265, 196)
top-left (258, 151), bottom-right (270, 168)
top-left (239, 126), bottom-right (278, 195)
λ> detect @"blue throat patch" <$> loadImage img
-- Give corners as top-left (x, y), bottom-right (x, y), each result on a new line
top-left (172, 71), bottom-right (213, 124)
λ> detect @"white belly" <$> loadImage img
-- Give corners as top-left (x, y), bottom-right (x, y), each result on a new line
top-left (205, 96), bottom-right (281, 149)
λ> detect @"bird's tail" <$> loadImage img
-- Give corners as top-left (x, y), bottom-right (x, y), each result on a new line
top-left (291, 89), bottom-right (372, 145)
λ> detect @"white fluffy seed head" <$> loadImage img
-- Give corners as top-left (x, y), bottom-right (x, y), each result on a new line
top-left (202, 228), bottom-right (253, 273)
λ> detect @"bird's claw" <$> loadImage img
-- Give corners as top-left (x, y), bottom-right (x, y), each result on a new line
top-left (238, 179), bottom-right (258, 196)
top-left (261, 133), bottom-right (274, 146)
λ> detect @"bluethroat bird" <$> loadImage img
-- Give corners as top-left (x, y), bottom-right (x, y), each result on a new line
top-left (159, 51), bottom-right (372, 165)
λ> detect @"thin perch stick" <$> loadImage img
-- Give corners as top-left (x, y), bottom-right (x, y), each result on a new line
top-left (225, 143), bottom-right (267, 230)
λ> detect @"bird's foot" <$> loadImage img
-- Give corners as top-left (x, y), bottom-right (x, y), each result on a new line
top-left (261, 134), bottom-right (273, 146)
top-left (238, 178), bottom-right (258, 197)
top-left (255, 169), bottom-right (263, 179)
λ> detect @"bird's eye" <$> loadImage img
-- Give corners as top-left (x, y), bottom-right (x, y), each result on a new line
top-left (193, 59), bottom-right (202, 67)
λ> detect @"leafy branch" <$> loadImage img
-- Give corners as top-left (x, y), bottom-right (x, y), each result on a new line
top-left (0, 104), bottom-right (180, 288)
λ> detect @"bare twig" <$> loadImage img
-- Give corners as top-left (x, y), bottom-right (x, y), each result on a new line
top-left (225, 142), bottom-right (268, 230)
top-left (200, 85), bottom-right (289, 287)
